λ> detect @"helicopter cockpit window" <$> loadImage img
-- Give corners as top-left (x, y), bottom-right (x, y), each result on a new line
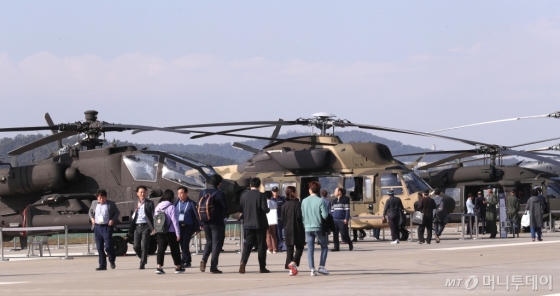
top-left (162, 158), bottom-right (205, 188)
top-left (264, 182), bottom-right (279, 191)
top-left (201, 166), bottom-right (217, 176)
top-left (282, 182), bottom-right (296, 196)
top-left (123, 154), bottom-right (159, 182)
top-left (381, 188), bottom-right (404, 196)
top-left (364, 178), bottom-right (372, 200)
top-left (547, 184), bottom-right (560, 199)
top-left (402, 172), bottom-right (430, 195)
top-left (381, 173), bottom-right (401, 187)
top-left (445, 188), bottom-right (461, 206)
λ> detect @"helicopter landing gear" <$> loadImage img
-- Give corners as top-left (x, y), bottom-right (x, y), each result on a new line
top-left (112, 236), bottom-right (128, 256)
top-left (398, 227), bottom-right (409, 241)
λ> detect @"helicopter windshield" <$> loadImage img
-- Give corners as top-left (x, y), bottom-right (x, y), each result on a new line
top-left (162, 158), bottom-right (205, 188)
top-left (402, 172), bottom-right (431, 194)
top-left (201, 166), bottom-right (217, 176)
top-left (123, 154), bottom-right (159, 182)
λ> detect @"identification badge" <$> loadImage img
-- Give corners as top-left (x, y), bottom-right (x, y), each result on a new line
top-left (132, 212), bottom-right (136, 219)
top-left (179, 214), bottom-right (185, 221)
top-left (97, 216), bottom-right (105, 223)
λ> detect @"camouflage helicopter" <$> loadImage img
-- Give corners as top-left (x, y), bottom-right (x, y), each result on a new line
top-left (392, 111), bottom-right (560, 222)
top-left (0, 110), bottom-right (247, 255)
top-left (137, 112), bottom-right (503, 240)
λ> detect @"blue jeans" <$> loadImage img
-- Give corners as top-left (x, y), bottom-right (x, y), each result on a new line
top-left (530, 227), bottom-right (542, 239)
top-left (306, 230), bottom-right (328, 270)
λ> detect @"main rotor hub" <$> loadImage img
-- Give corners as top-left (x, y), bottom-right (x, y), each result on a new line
top-left (84, 110), bottom-right (99, 122)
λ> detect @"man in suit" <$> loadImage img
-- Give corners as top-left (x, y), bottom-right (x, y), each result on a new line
top-left (127, 185), bottom-right (155, 269)
top-left (239, 177), bottom-right (270, 274)
top-left (417, 190), bottom-right (436, 244)
top-left (89, 189), bottom-right (120, 270)
top-left (175, 186), bottom-right (200, 268)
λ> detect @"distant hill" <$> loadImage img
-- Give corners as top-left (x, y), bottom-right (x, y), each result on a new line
top-left (0, 130), bottom-right (517, 167)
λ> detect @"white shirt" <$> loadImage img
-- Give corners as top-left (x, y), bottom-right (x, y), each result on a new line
top-left (95, 203), bottom-right (109, 224)
top-left (267, 199), bottom-right (278, 210)
top-left (136, 202), bottom-right (147, 224)
top-left (466, 198), bottom-right (475, 214)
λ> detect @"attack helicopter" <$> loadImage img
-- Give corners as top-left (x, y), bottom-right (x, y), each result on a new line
top-left (137, 112), bottom-right (494, 240)
top-left (0, 111), bottom-right (246, 255)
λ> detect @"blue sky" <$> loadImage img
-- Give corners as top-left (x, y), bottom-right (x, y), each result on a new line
top-left (1, 1), bottom-right (560, 152)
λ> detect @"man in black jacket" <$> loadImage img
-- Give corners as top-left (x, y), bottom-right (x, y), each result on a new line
top-left (383, 189), bottom-right (404, 244)
top-left (239, 177), bottom-right (270, 274)
top-left (418, 190), bottom-right (437, 244)
top-left (127, 185), bottom-right (155, 270)
top-left (475, 190), bottom-right (487, 235)
top-left (199, 174), bottom-right (228, 274)
top-left (331, 187), bottom-right (353, 251)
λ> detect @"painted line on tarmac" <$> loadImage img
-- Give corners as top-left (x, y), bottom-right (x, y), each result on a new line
top-left (425, 240), bottom-right (560, 251)
top-left (0, 282), bottom-right (28, 285)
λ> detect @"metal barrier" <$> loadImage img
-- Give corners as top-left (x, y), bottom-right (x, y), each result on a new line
top-left (192, 220), bottom-right (244, 256)
top-left (461, 214), bottom-right (478, 240)
top-left (83, 232), bottom-right (95, 255)
top-left (548, 210), bottom-right (559, 233)
top-left (225, 219), bottom-right (243, 253)
top-left (1, 225), bottom-right (73, 261)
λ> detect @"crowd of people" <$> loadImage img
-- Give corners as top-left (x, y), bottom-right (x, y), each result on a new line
top-left (87, 178), bottom-right (550, 275)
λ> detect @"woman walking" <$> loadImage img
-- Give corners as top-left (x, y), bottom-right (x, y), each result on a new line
top-left (154, 189), bottom-right (184, 274)
top-left (282, 186), bottom-right (305, 276)
top-left (526, 189), bottom-right (544, 242)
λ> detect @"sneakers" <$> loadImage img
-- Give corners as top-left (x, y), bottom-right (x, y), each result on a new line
top-left (267, 250), bottom-right (272, 254)
top-left (175, 267), bottom-right (185, 274)
top-left (390, 240), bottom-right (399, 244)
top-left (310, 269), bottom-right (318, 276)
top-left (273, 250), bottom-right (277, 254)
top-left (156, 268), bottom-right (165, 274)
top-left (200, 260), bottom-right (206, 272)
top-left (288, 262), bottom-right (298, 276)
top-left (317, 267), bottom-right (329, 275)
top-left (372, 237), bottom-right (378, 241)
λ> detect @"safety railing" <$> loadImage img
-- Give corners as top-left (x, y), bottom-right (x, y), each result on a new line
top-left (191, 219), bottom-right (244, 255)
top-left (461, 214), bottom-right (478, 240)
top-left (1, 225), bottom-right (73, 261)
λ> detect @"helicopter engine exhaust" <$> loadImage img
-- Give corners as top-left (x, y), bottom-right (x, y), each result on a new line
top-left (426, 165), bottom-right (496, 187)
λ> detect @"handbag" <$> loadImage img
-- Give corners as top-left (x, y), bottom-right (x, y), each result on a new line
top-left (412, 211), bottom-right (424, 224)
top-left (398, 210), bottom-right (407, 227)
top-left (521, 211), bottom-right (530, 227)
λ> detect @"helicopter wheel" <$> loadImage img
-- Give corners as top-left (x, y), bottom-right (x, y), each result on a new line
top-left (398, 227), bottom-right (409, 241)
top-left (112, 236), bottom-right (128, 256)
top-left (148, 236), bottom-right (158, 255)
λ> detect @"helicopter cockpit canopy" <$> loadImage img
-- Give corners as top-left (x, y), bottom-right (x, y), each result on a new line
top-left (380, 171), bottom-right (431, 196)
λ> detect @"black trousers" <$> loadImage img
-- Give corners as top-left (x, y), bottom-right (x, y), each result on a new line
top-left (276, 219), bottom-right (285, 250)
top-left (333, 220), bottom-right (352, 250)
top-left (178, 224), bottom-right (195, 264)
top-left (478, 212), bottom-right (486, 234)
top-left (352, 229), bottom-right (366, 241)
top-left (94, 224), bottom-right (115, 267)
top-left (418, 218), bottom-right (433, 243)
top-left (285, 244), bottom-right (304, 268)
top-left (486, 220), bottom-right (497, 238)
top-left (433, 222), bottom-right (445, 237)
top-left (388, 215), bottom-right (399, 241)
top-left (241, 228), bottom-right (267, 270)
top-left (133, 224), bottom-right (151, 265)
top-left (202, 224), bottom-right (225, 271)
top-left (156, 232), bottom-right (181, 267)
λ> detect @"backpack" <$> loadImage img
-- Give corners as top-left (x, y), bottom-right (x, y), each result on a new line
top-left (198, 190), bottom-right (219, 222)
top-left (541, 198), bottom-right (550, 215)
top-left (435, 200), bottom-right (447, 221)
top-left (154, 205), bottom-right (171, 234)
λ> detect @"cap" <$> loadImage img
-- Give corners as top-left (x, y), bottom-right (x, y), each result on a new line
top-left (271, 186), bottom-right (279, 192)
top-left (387, 189), bottom-right (395, 195)
top-left (510, 188), bottom-right (517, 193)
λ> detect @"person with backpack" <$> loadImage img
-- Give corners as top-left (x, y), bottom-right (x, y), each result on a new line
top-left (198, 174), bottom-right (228, 274)
top-left (526, 188), bottom-right (545, 242)
top-left (239, 177), bottom-right (270, 274)
top-left (127, 185), bottom-right (155, 270)
top-left (432, 189), bottom-right (447, 243)
top-left (154, 189), bottom-right (183, 274)
top-left (175, 186), bottom-right (200, 268)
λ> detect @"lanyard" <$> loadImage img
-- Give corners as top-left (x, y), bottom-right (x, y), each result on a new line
top-left (179, 201), bottom-right (189, 214)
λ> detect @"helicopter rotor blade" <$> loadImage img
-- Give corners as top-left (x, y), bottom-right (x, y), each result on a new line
top-left (44, 113), bottom-right (62, 149)
top-left (232, 142), bottom-right (260, 154)
top-left (190, 132), bottom-right (336, 146)
top-left (0, 126), bottom-right (59, 133)
top-left (416, 152), bottom-right (478, 170)
top-left (338, 122), bottom-right (496, 148)
top-left (8, 131), bottom-right (78, 156)
top-left (394, 150), bottom-right (476, 157)
top-left (190, 124), bottom-right (278, 140)
top-left (428, 111), bottom-right (560, 133)
top-left (500, 150), bottom-right (560, 167)
top-left (131, 120), bottom-right (302, 135)
top-left (268, 119), bottom-right (283, 146)
top-left (509, 136), bottom-right (560, 149)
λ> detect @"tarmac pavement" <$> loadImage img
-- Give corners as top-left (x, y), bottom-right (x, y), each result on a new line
top-left (1, 228), bottom-right (559, 295)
